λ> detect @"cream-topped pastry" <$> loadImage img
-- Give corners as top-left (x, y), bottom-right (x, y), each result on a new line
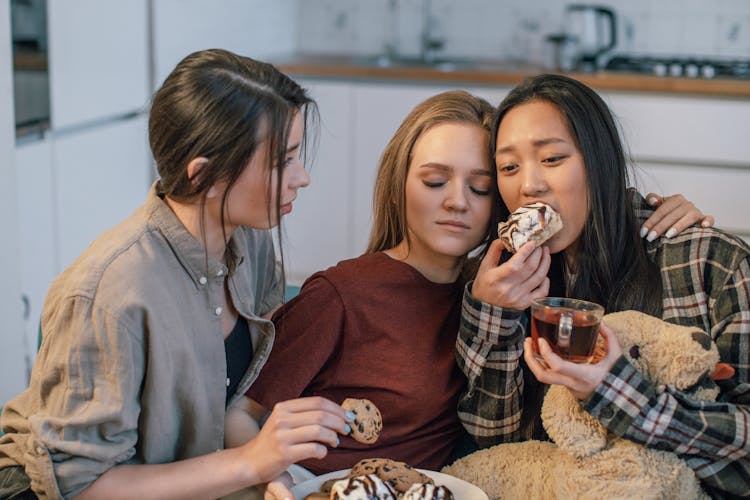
top-left (401, 483), bottom-right (455, 500)
top-left (330, 474), bottom-right (397, 500)
top-left (497, 202), bottom-right (563, 253)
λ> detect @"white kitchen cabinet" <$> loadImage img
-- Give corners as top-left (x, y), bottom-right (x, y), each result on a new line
top-left (12, 117), bottom-right (151, 364)
top-left (15, 137), bottom-right (56, 369)
top-left (635, 162), bottom-right (750, 244)
top-left (53, 115), bottom-right (151, 270)
top-left (47, 0), bottom-right (149, 130)
top-left (280, 79), bottom-right (355, 284)
top-left (603, 92), bottom-right (750, 242)
top-left (7, 0), bottom-right (153, 389)
top-left (1, 0), bottom-right (28, 404)
top-left (605, 93), bottom-right (750, 166)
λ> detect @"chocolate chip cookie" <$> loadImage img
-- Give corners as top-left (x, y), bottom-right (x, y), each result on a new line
top-left (342, 398), bottom-right (382, 444)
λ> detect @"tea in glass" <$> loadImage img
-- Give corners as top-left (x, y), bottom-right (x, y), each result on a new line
top-left (531, 297), bottom-right (604, 363)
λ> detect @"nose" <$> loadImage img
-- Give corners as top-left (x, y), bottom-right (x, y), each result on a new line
top-left (520, 165), bottom-right (547, 197)
top-left (444, 180), bottom-right (468, 211)
top-left (291, 161), bottom-right (310, 190)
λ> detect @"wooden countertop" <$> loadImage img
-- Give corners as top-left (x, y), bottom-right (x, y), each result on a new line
top-left (13, 52), bottom-right (47, 71)
top-left (272, 55), bottom-right (750, 98)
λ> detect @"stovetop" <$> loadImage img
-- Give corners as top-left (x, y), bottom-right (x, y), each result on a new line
top-left (604, 55), bottom-right (750, 80)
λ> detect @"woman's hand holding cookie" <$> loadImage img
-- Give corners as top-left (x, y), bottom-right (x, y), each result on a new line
top-left (239, 396), bottom-right (352, 486)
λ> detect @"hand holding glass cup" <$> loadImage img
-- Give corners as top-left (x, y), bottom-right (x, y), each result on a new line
top-left (530, 297), bottom-right (605, 364)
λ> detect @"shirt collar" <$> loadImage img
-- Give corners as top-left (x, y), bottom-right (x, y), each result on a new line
top-left (146, 180), bottom-right (246, 286)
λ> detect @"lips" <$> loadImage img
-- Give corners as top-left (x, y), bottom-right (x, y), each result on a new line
top-left (437, 220), bottom-right (470, 231)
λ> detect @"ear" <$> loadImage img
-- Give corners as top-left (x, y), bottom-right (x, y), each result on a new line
top-left (186, 157), bottom-right (217, 198)
top-left (187, 157), bottom-right (209, 183)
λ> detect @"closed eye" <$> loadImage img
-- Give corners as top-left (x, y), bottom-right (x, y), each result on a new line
top-left (423, 180), bottom-right (445, 188)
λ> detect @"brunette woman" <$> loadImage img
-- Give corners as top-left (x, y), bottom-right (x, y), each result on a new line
top-left (0, 49), bottom-right (351, 500)
top-left (458, 74), bottom-right (749, 498)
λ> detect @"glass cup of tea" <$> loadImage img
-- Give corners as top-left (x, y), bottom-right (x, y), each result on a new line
top-left (530, 297), bottom-right (605, 363)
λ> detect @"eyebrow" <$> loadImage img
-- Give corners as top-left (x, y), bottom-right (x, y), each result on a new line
top-left (495, 137), bottom-right (567, 155)
top-left (419, 162), bottom-right (492, 176)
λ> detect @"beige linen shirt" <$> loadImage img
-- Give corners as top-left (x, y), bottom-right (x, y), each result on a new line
top-left (0, 182), bottom-right (283, 499)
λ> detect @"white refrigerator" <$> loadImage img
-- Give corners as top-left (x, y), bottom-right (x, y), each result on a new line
top-left (14, 0), bottom-right (152, 379)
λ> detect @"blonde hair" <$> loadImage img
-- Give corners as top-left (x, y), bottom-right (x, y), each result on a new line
top-left (366, 90), bottom-right (496, 254)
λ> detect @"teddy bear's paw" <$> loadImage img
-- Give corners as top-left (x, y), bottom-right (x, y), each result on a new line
top-left (442, 441), bottom-right (562, 500)
top-left (542, 384), bottom-right (607, 458)
top-left (554, 443), bottom-right (707, 500)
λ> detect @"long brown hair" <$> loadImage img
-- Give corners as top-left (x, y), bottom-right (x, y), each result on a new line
top-left (366, 90), bottom-right (497, 265)
top-left (149, 48), bottom-right (318, 273)
top-left (491, 74), bottom-right (663, 437)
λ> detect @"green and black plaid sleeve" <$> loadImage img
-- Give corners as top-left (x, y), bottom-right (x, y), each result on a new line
top-left (585, 227), bottom-right (750, 497)
top-left (455, 282), bottom-right (527, 447)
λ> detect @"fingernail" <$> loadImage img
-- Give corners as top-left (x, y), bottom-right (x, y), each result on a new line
top-left (647, 196), bottom-right (658, 206)
top-left (665, 227), bottom-right (677, 239)
top-left (646, 230), bottom-right (657, 242)
top-left (344, 423), bottom-right (351, 434)
top-left (346, 411), bottom-right (356, 421)
top-left (335, 436), bottom-right (340, 447)
top-left (701, 219), bottom-right (710, 228)
top-left (639, 226), bottom-right (648, 238)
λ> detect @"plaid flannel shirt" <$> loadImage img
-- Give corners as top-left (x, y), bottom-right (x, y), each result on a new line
top-left (456, 218), bottom-right (750, 497)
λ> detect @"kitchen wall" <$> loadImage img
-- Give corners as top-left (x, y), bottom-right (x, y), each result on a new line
top-left (152, 0), bottom-right (298, 87)
top-left (298, 0), bottom-right (750, 67)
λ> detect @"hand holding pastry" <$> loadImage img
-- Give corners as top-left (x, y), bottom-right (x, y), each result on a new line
top-left (472, 238), bottom-right (551, 310)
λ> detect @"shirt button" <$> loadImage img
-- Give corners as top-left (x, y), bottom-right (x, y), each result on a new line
top-left (199, 276), bottom-right (207, 285)
top-left (600, 407), bottom-right (614, 419)
top-left (216, 269), bottom-right (224, 277)
top-left (215, 306), bottom-right (223, 316)
top-left (36, 446), bottom-right (44, 455)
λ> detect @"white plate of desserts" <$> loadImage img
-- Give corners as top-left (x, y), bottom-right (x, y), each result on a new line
top-left (290, 468), bottom-right (488, 499)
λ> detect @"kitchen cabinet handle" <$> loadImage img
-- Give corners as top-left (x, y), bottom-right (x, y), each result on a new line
top-left (21, 293), bottom-right (30, 321)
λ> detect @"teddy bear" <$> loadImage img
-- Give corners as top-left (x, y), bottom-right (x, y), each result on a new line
top-left (443, 310), bottom-right (733, 500)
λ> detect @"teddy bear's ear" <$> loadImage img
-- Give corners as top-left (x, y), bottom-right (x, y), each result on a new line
top-left (542, 385), bottom-right (607, 458)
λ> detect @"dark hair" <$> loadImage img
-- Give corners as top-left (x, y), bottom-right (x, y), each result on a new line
top-left (366, 90), bottom-right (497, 274)
top-left (491, 74), bottom-right (663, 436)
top-left (149, 48), bottom-right (318, 271)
